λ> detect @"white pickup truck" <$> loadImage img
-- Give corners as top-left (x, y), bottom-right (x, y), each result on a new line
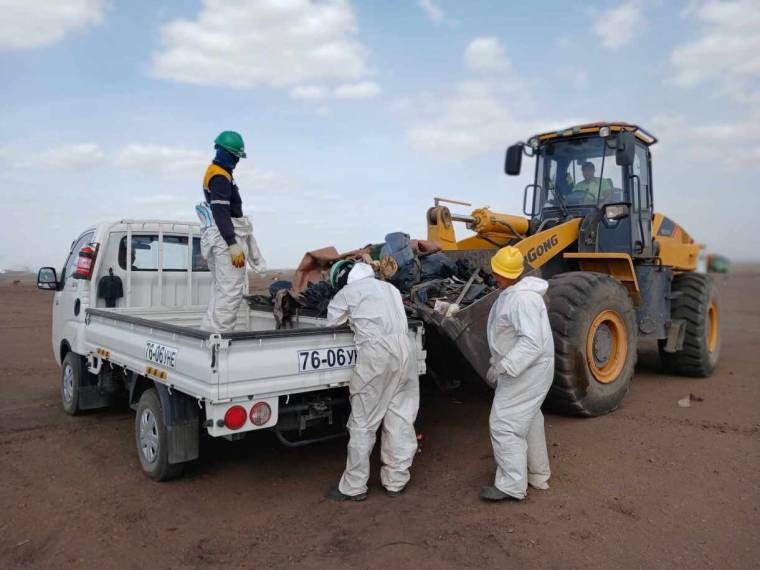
top-left (37, 220), bottom-right (426, 481)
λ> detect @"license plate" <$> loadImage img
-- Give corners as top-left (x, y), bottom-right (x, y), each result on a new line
top-left (298, 346), bottom-right (357, 373)
top-left (145, 342), bottom-right (178, 369)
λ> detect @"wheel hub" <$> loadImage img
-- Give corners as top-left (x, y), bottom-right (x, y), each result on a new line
top-left (139, 409), bottom-right (159, 464)
top-left (586, 310), bottom-right (627, 384)
top-left (593, 323), bottom-right (613, 366)
top-left (62, 364), bottom-right (74, 403)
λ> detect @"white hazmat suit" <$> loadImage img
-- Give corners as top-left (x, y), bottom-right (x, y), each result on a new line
top-left (200, 215), bottom-right (266, 333)
top-left (487, 276), bottom-right (554, 499)
top-left (327, 263), bottom-right (420, 496)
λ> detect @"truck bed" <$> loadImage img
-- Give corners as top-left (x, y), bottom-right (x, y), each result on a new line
top-left (84, 306), bottom-right (426, 405)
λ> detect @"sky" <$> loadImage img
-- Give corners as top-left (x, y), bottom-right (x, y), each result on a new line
top-left (1, 0), bottom-right (758, 271)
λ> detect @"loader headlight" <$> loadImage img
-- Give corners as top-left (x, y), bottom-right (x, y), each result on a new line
top-left (604, 204), bottom-right (629, 221)
top-left (599, 126), bottom-right (611, 137)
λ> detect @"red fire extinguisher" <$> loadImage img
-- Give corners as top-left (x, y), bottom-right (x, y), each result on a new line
top-left (73, 244), bottom-right (99, 280)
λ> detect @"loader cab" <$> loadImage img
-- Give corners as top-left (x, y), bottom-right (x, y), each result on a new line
top-left (508, 125), bottom-right (656, 258)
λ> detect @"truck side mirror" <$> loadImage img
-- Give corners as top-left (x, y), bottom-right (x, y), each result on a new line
top-left (616, 131), bottom-right (635, 166)
top-left (37, 267), bottom-right (59, 290)
top-left (505, 144), bottom-right (523, 175)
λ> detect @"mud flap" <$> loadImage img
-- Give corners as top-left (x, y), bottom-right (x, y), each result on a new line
top-left (153, 384), bottom-right (200, 464)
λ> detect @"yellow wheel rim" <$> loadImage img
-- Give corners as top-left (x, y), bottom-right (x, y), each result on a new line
top-left (586, 310), bottom-right (627, 384)
top-left (707, 300), bottom-right (718, 353)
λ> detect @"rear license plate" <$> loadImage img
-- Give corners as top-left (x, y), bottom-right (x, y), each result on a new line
top-left (298, 346), bottom-right (357, 373)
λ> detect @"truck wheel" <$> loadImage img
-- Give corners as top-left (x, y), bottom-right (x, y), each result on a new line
top-left (546, 272), bottom-right (638, 416)
top-left (134, 388), bottom-right (183, 481)
top-left (659, 273), bottom-right (720, 377)
top-left (61, 352), bottom-right (85, 415)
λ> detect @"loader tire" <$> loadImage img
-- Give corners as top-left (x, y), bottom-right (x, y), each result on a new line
top-left (658, 273), bottom-right (720, 377)
top-left (546, 272), bottom-right (637, 417)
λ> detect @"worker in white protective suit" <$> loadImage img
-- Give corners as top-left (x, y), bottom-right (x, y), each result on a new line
top-left (196, 131), bottom-right (266, 333)
top-left (324, 261), bottom-right (420, 502)
top-left (480, 246), bottom-right (555, 502)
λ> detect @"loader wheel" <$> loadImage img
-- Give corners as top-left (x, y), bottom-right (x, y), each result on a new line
top-left (658, 273), bottom-right (720, 377)
top-left (546, 272), bottom-right (637, 416)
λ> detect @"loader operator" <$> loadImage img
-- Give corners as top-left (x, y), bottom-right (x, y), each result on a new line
top-left (197, 131), bottom-right (266, 333)
top-left (570, 161), bottom-right (613, 204)
top-left (480, 246), bottom-right (554, 502)
top-left (324, 261), bottom-right (420, 502)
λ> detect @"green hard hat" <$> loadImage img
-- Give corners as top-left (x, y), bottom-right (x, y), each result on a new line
top-left (330, 260), bottom-right (355, 289)
top-left (214, 131), bottom-right (247, 158)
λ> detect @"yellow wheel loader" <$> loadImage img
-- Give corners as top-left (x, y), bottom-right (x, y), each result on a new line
top-left (423, 122), bottom-right (720, 416)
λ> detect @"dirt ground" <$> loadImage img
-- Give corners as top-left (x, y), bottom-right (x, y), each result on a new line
top-left (1, 270), bottom-right (758, 569)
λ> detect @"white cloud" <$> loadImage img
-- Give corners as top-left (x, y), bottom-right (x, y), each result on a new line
top-left (465, 37), bottom-right (511, 73)
top-left (151, 0), bottom-right (374, 92)
top-left (333, 81), bottom-right (381, 99)
top-left (0, 0), bottom-right (106, 51)
top-left (0, 143), bottom-right (105, 169)
top-left (670, 0), bottom-right (760, 94)
top-left (405, 38), bottom-right (576, 159)
top-left (649, 113), bottom-right (760, 166)
top-left (592, 3), bottom-right (643, 50)
top-left (289, 85), bottom-right (328, 100)
top-left (114, 144), bottom-right (206, 178)
top-left (419, 0), bottom-right (444, 23)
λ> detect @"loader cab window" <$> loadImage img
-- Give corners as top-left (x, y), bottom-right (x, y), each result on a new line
top-left (535, 136), bottom-right (624, 216)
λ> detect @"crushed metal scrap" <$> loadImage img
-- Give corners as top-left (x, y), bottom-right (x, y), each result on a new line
top-left (245, 232), bottom-right (499, 386)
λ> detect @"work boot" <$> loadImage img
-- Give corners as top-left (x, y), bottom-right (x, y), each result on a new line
top-left (479, 486), bottom-right (518, 502)
top-left (528, 477), bottom-right (550, 491)
top-left (385, 486), bottom-right (406, 498)
top-left (325, 487), bottom-right (367, 502)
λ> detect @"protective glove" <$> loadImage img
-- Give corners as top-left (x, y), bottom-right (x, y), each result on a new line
top-left (485, 366), bottom-right (499, 389)
top-left (228, 244), bottom-right (246, 268)
top-left (249, 258), bottom-right (267, 275)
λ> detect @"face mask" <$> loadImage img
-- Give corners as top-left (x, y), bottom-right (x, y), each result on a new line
top-left (214, 146), bottom-right (240, 171)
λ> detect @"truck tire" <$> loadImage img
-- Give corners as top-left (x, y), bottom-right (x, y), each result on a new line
top-left (659, 273), bottom-right (720, 376)
top-left (546, 272), bottom-right (638, 416)
top-left (61, 352), bottom-right (85, 415)
top-left (134, 388), bottom-right (184, 481)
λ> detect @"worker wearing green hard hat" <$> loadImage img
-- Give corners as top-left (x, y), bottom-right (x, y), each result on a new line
top-left (196, 131), bottom-right (267, 332)
top-left (214, 130), bottom-right (247, 158)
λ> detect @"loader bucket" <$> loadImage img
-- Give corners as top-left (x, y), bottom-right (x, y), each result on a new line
top-left (414, 288), bottom-right (499, 385)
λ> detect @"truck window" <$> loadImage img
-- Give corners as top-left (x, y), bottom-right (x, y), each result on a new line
top-left (61, 232), bottom-right (95, 283)
top-left (118, 235), bottom-right (209, 272)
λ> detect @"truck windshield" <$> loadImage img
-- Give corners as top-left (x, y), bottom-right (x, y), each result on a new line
top-left (534, 136), bottom-right (624, 215)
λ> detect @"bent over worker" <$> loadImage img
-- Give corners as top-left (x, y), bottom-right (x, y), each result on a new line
top-left (480, 246), bottom-right (554, 502)
top-left (325, 261), bottom-right (420, 501)
top-left (198, 131), bottom-right (266, 332)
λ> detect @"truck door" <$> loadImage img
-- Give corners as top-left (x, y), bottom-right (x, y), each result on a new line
top-left (53, 231), bottom-right (95, 362)
top-left (632, 144), bottom-right (654, 257)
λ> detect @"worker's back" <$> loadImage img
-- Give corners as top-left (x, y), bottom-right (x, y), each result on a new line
top-left (330, 264), bottom-right (408, 345)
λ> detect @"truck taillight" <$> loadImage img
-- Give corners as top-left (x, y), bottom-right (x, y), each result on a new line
top-left (224, 405), bottom-right (247, 430)
top-left (250, 402), bottom-right (271, 426)
top-left (73, 244), bottom-right (98, 280)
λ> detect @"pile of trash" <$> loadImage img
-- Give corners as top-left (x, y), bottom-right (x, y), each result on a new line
top-left (246, 231), bottom-right (496, 329)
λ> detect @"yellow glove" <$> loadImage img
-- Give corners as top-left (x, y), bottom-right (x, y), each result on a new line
top-left (228, 244), bottom-right (246, 268)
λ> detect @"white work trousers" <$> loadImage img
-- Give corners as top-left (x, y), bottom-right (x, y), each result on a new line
top-left (490, 357), bottom-right (553, 499)
top-left (200, 218), bottom-right (259, 333)
top-left (338, 336), bottom-right (420, 496)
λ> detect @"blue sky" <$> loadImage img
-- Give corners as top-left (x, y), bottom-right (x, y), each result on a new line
top-left (1, 0), bottom-right (758, 271)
